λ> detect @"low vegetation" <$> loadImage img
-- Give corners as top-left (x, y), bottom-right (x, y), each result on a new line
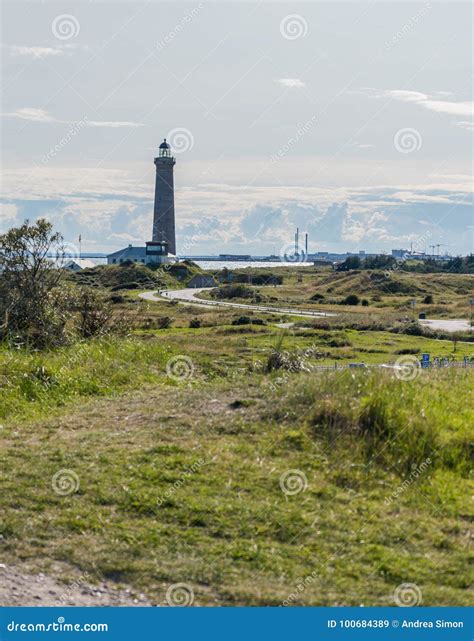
top-left (0, 220), bottom-right (472, 606)
top-left (0, 366), bottom-right (472, 605)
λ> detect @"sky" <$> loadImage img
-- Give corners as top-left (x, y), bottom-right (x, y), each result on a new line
top-left (1, 0), bottom-right (473, 257)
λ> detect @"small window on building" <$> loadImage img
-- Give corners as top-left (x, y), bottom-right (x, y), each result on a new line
top-left (112, 259), bottom-right (116, 264)
top-left (141, 259), bottom-right (145, 263)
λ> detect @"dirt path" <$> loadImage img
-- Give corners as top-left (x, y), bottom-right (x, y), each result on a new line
top-left (0, 564), bottom-right (152, 607)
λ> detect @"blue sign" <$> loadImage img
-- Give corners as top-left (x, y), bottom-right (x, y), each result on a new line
top-left (0, 607), bottom-right (471, 641)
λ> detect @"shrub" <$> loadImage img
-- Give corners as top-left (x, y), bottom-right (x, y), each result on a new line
top-left (0, 219), bottom-right (69, 348)
top-left (189, 318), bottom-right (201, 328)
top-left (110, 282), bottom-right (140, 291)
top-left (423, 294), bottom-right (434, 304)
top-left (341, 294), bottom-right (360, 306)
top-left (361, 299), bottom-right (369, 307)
top-left (157, 316), bottom-right (173, 329)
top-left (398, 321), bottom-right (424, 336)
top-left (394, 347), bottom-right (420, 355)
top-left (266, 350), bottom-right (306, 372)
top-left (75, 288), bottom-right (115, 338)
top-left (232, 316), bottom-right (251, 325)
top-left (211, 285), bottom-right (254, 300)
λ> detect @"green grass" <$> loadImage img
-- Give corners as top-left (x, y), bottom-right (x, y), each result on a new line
top-left (1, 266), bottom-right (472, 606)
top-left (200, 269), bottom-right (473, 320)
top-left (0, 337), bottom-right (171, 423)
top-left (0, 359), bottom-right (472, 605)
top-left (2, 323), bottom-right (471, 425)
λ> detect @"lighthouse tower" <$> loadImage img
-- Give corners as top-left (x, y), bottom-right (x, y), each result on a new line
top-left (151, 139), bottom-right (176, 255)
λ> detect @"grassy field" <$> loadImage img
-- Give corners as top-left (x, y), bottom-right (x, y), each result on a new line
top-left (200, 268), bottom-right (473, 321)
top-left (0, 264), bottom-right (472, 607)
top-left (0, 360), bottom-right (472, 606)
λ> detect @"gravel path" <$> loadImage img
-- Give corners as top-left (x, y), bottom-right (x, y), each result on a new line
top-left (140, 288), bottom-right (335, 318)
top-left (141, 290), bottom-right (472, 331)
top-left (419, 318), bottom-right (472, 333)
top-left (0, 564), bottom-right (151, 607)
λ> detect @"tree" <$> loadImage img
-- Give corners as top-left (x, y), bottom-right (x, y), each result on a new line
top-left (341, 294), bottom-right (360, 305)
top-left (0, 219), bottom-right (68, 347)
top-left (75, 287), bottom-right (114, 338)
top-left (336, 256), bottom-right (361, 271)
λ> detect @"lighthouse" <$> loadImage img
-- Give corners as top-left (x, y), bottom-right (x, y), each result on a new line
top-left (106, 138), bottom-right (178, 266)
top-left (151, 138), bottom-right (176, 255)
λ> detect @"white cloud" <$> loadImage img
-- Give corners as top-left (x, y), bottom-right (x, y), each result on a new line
top-left (2, 108), bottom-right (144, 128)
top-left (276, 78), bottom-right (305, 88)
top-left (4, 43), bottom-right (91, 59)
top-left (87, 120), bottom-right (145, 128)
top-left (368, 88), bottom-right (474, 118)
top-left (454, 121), bottom-right (474, 132)
top-left (4, 108), bottom-right (55, 122)
top-left (7, 45), bottom-right (64, 58)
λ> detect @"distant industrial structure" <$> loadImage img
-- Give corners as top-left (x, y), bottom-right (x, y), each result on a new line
top-left (107, 139), bottom-right (177, 266)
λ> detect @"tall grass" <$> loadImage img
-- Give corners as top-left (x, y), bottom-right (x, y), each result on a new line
top-left (0, 337), bottom-right (170, 422)
top-left (277, 369), bottom-right (473, 474)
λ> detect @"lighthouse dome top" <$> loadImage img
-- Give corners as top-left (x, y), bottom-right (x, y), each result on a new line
top-left (158, 138), bottom-right (172, 157)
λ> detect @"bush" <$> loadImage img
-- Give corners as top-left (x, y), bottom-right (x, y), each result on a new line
top-left (423, 294), bottom-right (434, 304)
top-left (266, 350), bottom-right (305, 373)
top-left (361, 299), bottom-right (369, 307)
top-left (211, 285), bottom-right (254, 300)
top-left (394, 347), bottom-right (420, 355)
top-left (110, 282), bottom-right (140, 291)
top-left (232, 316), bottom-right (251, 325)
top-left (157, 316), bottom-right (173, 329)
top-left (189, 318), bottom-right (201, 328)
top-left (74, 287), bottom-right (116, 339)
top-left (397, 321), bottom-right (424, 336)
top-left (0, 219), bottom-right (69, 348)
top-left (341, 294), bottom-right (360, 306)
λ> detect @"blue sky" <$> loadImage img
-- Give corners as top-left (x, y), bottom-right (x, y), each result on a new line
top-left (1, 1), bottom-right (472, 256)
